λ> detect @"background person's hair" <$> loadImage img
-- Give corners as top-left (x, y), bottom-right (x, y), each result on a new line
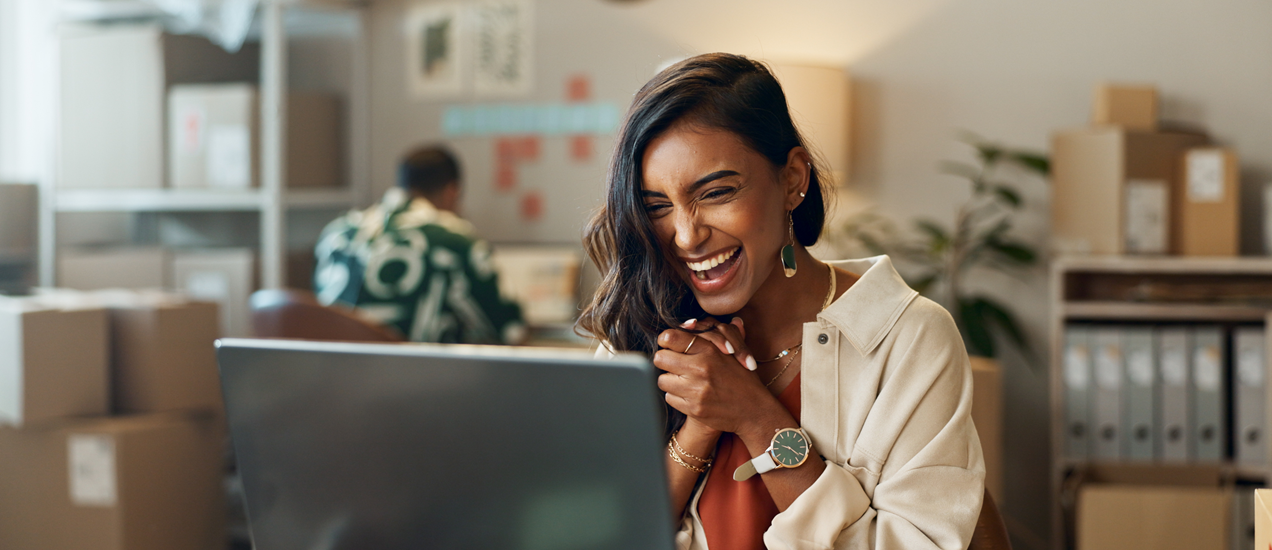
top-left (576, 53), bottom-right (831, 436)
top-left (399, 145), bottom-right (462, 196)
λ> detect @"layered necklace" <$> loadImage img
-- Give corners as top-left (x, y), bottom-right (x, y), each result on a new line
top-left (762, 262), bottom-right (837, 387)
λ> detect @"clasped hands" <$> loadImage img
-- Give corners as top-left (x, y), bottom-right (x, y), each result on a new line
top-left (655, 317), bottom-right (787, 438)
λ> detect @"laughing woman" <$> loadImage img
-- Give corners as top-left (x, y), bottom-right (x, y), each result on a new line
top-left (579, 53), bottom-right (985, 549)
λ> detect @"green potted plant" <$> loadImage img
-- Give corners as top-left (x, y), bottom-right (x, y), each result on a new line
top-left (841, 134), bottom-right (1049, 361)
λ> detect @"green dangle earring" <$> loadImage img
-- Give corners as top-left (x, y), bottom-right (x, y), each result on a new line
top-left (781, 211), bottom-right (797, 278)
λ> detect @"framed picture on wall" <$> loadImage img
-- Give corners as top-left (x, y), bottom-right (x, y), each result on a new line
top-left (405, 2), bottom-right (467, 98)
top-left (472, 0), bottom-right (534, 97)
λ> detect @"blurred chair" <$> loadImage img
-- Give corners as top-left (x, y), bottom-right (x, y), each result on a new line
top-left (249, 289), bottom-right (403, 343)
top-left (969, 489), bottom-right (1011, 550)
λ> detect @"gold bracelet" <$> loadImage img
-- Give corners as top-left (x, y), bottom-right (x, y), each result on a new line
top-left (667, 440), bottom-right (706, 473)
top-left (671, 433), bottom-right (712, 465)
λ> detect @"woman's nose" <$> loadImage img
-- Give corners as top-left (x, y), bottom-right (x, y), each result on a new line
top-left (672, 208), bottom-right (709, 253)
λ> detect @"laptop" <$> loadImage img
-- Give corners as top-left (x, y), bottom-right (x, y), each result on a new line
top-left (215, 338), bottom-right (675, 550)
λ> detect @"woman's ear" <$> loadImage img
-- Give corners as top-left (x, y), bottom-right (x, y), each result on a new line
top-left (782, 147), bottom-right (812, 211)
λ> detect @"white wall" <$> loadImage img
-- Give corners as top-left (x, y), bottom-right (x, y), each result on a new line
top-left (368, 1), bottom-right (1272, 547)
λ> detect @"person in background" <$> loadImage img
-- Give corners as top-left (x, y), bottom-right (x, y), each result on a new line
top-left (314, 145), bottom-right (525, 344)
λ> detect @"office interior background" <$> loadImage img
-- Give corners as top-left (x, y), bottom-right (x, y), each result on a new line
top-left (3, 0), bottom-right (1272, 549)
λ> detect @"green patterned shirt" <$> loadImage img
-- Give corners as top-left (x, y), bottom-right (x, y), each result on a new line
top-left (313, 189), bottom-right (524, 344)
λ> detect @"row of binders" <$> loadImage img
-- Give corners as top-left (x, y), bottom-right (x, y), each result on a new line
top-left (1064, 323), bottom-right (1267, 464)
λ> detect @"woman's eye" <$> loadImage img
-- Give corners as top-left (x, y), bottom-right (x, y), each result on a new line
top-left (702, 187), bottom-right (737, 200)
top-left (644, 203), bottom-right (670, 216)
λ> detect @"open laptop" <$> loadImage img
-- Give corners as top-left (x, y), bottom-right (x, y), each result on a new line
top-left (216, 338), bottom-right (675, 550)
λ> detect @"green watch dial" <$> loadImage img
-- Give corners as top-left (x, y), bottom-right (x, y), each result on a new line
top-left (771, 429), bottom-right (809, 467)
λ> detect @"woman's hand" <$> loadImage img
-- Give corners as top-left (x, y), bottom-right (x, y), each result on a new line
top-left (655, 319), bottom-right (784, 435)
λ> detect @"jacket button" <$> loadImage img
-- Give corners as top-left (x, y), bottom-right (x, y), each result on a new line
top-left (817, 334), bottom-right (829, 345)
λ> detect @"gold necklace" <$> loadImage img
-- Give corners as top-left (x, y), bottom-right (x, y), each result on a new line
top-left (764, 346), bottom-right (801, 387)
top-left (758, 343), bottom-right (802, 363)
top-left (762, 263), bottom-right (837, 387)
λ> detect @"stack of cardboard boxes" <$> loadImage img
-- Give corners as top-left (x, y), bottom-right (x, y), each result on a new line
top-left (1053, 84), bottom-right (1241, 257)
top-left (0, 290), bottom-right (227, 550)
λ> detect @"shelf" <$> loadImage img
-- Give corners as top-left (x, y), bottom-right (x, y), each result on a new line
top-left (1062, 301), bottom-right (1271, 322)
top-left (1055, 255), bottom-right (1272, 275)
top-left (54, 188), bottom-right (355, 212)
top-left (1057, 458), bottom-right (1268, 481)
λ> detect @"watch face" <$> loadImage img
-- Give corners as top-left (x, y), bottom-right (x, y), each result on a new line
top-left (771, 429), bottom-right (809, 467)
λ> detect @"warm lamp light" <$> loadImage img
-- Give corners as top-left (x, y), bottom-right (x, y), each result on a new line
top-left (770, 64), bottom-right (851, 186)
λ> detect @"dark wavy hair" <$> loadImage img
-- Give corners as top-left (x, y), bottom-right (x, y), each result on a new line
top-left (577, 53), bottom-right (830, 433)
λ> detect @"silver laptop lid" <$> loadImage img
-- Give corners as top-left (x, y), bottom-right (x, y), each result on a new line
top-left (216, 338), bottom-right (674, 550)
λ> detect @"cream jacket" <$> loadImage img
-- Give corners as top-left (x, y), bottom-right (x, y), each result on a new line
top-left (673, 255), bottom-right (985, 550)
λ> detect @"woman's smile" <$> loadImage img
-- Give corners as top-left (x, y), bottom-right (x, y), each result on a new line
top-left (682, 246), bottom-right (745, 292)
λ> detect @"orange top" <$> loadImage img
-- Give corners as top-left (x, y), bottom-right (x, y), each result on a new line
top-left (697, 373), bottom-right (802, 550)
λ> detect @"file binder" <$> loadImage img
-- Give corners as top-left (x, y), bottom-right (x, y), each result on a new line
top-left (1235, 326), bottom-right (1266, 466)
top-left (1158, 327), bottom-right (1191, 461)
top-left (1063, 325), bottom-right (1093, 460)
top-left (1092, 326), bottom-right (1124, 459)
top-left (1191, 326), bottom-right (1225, 461)
top-left (1123, 327), bottom-right (1156, 460)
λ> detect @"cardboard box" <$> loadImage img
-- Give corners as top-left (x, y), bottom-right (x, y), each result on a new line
top-left (1093, 84), bottom-right (1158, 130)
top-left (0, 297), bottom-right (109, 427)
top-left (1256, 489), bottom-right (1272, 550)
top-left (969, 356), bottom-right (1002, 505)
top-left (168, 84), bottom-right (342, 189)
top-left (1051, 127), bottom-right (1209, 255)
top-left (109, 294), bottom-right (223, 415)
top-left (1180, 148), bottom-right (1240, 256)
top-left (170, 248), bottom-right (255, 337)
top-left (58, 247), bottom-right (170, 290)
top-left (31, 288), bottom-right (223, 414)
top-left (59, 23), bottom-right (258, 189)
top-left (1078, 484), bottom-right (1230, 550)
top-left (0, 413), bottom-right (226, 550)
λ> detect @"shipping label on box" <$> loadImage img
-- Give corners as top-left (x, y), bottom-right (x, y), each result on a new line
top-left (1124, 179), bottom-right (1168, 254)
top-left (68, 433), bottom-right (117, 507)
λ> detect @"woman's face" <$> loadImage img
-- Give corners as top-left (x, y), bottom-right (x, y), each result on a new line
top-left (640, 122), bottom-right (806, 315)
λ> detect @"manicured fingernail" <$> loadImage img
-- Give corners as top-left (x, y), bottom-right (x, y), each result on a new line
top-left (733, 317), bottom-right (744, 326)
top-left (745, 355), bottom-right (757, 371)
top-left (681, 319), bottom-right (696, 328)
top-left (725, 341), bottom-right (735, 354)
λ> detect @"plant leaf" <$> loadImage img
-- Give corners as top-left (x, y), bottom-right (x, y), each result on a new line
top-left (986, 239), bottom-right (1037, 265)
top-left (972, 295), bottom-right (1039, 369)
top-left (958, 298), bottom-right (996, 358)
top-left (976, 144), bottom-right (1003, 165)
top-left (914, 220), bottom-right (949, 242)
top-left (1009, 152), bottom-right (1051, 175)
top-left (992, 185), bottom-right (1022, 207)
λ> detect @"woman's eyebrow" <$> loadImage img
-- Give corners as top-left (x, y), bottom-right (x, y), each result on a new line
top-left (641, 170), bottom-right (741, 198)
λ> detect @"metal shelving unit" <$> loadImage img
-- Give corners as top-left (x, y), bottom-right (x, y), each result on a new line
top-left (39, 0), bottom-right (370, 290)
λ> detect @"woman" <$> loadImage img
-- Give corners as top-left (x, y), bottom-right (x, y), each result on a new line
top-left (579, 53), bottom-right (984, 549)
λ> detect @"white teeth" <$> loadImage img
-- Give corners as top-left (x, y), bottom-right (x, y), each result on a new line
top-left (686, 247), bottom-right (738, 273)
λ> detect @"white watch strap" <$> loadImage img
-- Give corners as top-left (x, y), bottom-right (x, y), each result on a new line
top-left (752, 451), bottom-right (778, 475)
top-left (732, 449), bottom-right (776, 481)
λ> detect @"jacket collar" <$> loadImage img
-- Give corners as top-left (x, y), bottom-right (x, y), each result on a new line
top-left (820, 255), bottom-right (919, 356)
